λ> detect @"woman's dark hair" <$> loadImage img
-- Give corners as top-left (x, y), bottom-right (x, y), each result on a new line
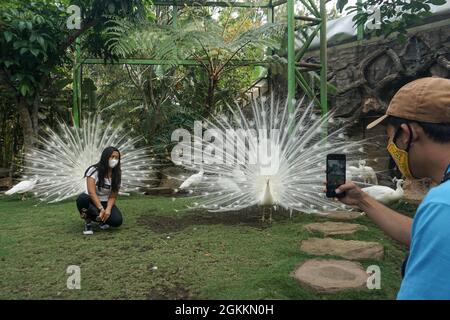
top-left (387, 116), bottom-right (450, 143)
top-left (84, 146), bottom-right (122, 193)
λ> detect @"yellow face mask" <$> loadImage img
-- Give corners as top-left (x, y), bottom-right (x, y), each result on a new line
top-left (387, 135), bottom-right (414, 180)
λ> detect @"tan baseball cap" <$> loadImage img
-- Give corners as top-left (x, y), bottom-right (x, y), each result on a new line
top-left (367, 77), bottom-right (450, 129)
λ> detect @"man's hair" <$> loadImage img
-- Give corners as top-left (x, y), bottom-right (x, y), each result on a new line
top-left (387, 116), bottom-right (450, 143)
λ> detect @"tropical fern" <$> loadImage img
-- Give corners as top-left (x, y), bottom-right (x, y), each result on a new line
top-left (104, 14), bottom-right (285, 66)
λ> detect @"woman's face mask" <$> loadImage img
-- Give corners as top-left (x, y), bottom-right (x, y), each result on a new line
top-left (109, 159), bottom-right (119, 168)
top-left (387, 126), bottom-right (414, 179)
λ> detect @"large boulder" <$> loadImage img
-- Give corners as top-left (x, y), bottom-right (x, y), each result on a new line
top-left (0, 177), bottom-right (12, 190)
top-left (156, 166), bottom-right (190, 194)
top-left (403, 178), bottom-right (436, 205)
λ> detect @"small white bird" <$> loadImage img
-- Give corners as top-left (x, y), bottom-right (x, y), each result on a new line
top-left (358, 160), bottom-right (378, 185)
top-left (347, 160), bottom-right (378, 185)
top-left (179, 170), bottom-right (204, 190)
top-left (259, 178), bottom-right (276, 222)
top-left (346, 167), bottom-right (357, 181)
top-left (362, 177), bottom-right (404, 204)
top-left (5, 179), bottom-right (37, 200)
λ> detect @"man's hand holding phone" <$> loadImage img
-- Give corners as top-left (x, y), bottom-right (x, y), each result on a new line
top-left (326, 154), bottom-right (347, 198)
top-left (330, 182), bottom-right (368, 206)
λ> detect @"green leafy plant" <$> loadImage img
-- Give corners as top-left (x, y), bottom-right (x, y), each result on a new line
top-left (0, 0), bottom-right (150, 155)
top-left (105, 7), bottom-right (284, 113)
top-left (337, 0), bottom-right (446, 42)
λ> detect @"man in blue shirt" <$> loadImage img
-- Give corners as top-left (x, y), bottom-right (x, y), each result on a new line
top-left (333, 77), bottom-right (450, 299)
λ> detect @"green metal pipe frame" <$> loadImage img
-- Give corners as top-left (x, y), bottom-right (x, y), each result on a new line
top-left (287, 0), bottom-right (295, 113)
top-left (319, 0), bottom-right (328, 138)
top-left (154, 1), bottom-right (271, 8)
top-left (287, 0), bottom-right (327, 116)
top-left (319, 0), bottom-right (328, 118)
top-left (82, 58), bottom-right (267, 66)
top-left (72, 37), bottom-right (81, 128)
top-left (356, 0), bottom-right (364, 40)
top-left (73, 0), bottom-right (328, 123)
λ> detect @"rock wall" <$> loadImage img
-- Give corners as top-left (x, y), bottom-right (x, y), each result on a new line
top-left (316, 22), bottom-right (450, 122)
top-left (305, 20), bottom-right (450, 191)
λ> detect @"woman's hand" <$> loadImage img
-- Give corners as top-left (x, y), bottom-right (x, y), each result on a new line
top-left (98, 208), bottom-right (106, 221)
top-left (100, 208), bottom-right (111, 222)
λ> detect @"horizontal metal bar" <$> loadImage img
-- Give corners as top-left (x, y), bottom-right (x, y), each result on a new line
top-left (271, 0), bottom-right (287, 7)
top-left (82, 58), bottom-right (268, 66)
top-left (295, 22), bottom-right (318, 30)
top-left (296, 61), bottom-right (322, 69)
top-left (298, 67), bottom-right (317, 72)
top-left (153, 1), bottom-right (270, 8)
top-left (83, 58), bottom-right (200, 65)
top-left (295, 15), bottom-right (321, 23)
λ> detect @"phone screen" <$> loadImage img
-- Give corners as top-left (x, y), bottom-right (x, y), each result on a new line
top-left (326, 154), bottom-right (346, 198)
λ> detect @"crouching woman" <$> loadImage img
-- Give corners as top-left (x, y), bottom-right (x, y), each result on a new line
top-left (76, 146), bottom-right (123, 235)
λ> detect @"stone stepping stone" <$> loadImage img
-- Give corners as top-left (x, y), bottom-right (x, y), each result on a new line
top-left (304, 222), bottom-right (368, 236)
top-left (318, 211), bottom-right (364, 220)
top-left (300, 238), bottom-right (384, 260)
top-left (292, 259), bottom-right (368, 293)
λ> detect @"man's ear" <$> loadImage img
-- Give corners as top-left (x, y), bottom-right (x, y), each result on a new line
top-left (399, 123), bottom-right (411, 144)
top-left (409, 123), bottom-right (422, 143)
top-left (400, 123), bottom-right (421, 143)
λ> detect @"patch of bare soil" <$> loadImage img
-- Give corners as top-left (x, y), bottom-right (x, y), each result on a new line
top-left (147, 283), bottom-right (193, 300)
top-left (137, 207), bottom-right (294, 233)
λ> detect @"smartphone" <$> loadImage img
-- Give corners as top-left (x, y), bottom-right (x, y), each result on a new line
top-left (326, 154), bottom-right (346, 198)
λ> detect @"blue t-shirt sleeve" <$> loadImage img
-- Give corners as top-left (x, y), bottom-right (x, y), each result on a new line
top-left (397, 201), bottom-right (450, 300)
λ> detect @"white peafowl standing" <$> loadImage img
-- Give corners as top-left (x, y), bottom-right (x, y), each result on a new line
top-left (347, 160), bottom-right (378, 185)
top-left (19, 115), bottom-right (156, 203)
top-left (259, 178), bottom-right (276, 222)
top-left (358, 160), bottom-right (378, 185)
top-left (5, 180), bottom-right (37, 200)
top-left (173, 95), bottom-right (369, 217)
top-left (179, 170), bottom-right (204, 190)
top-left (362, 177), bottom-right (404, 204)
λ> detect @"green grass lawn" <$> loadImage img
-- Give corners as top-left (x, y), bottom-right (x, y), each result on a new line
top-left (0, 194), bottom-right (414, 300)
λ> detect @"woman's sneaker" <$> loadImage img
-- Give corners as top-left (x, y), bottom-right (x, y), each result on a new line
top-left (99, 222), bottom-right (110, 230)
top-left (83, 222), bottom-right (94, 235)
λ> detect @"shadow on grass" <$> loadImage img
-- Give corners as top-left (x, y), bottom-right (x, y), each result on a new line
top-left (137, 207), bottom-right (300, 233)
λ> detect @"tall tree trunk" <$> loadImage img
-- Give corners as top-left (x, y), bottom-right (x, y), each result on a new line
top-left (31, 94), bottom-right (40, 134)
top-left (148, 103), bottom-right (162, 137)
top-left (205, 76), bottom-right (218, 115)
top-left (17, 97), bottom-right (37, 159)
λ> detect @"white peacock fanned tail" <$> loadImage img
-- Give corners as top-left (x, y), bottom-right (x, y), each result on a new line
top-left (22, 116), bottom-right (157, 203)
top-left (175, 95), bottom-right (373, 215)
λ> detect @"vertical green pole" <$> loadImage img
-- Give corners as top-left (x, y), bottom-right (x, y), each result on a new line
top-left (267, 3), bottom-right (274, 41)
top-left (172, 5), bottom-right (177, 28)
top-left (319, 0), bottom-right (327, 118)
top-left (356, 0), bottom-right (364, 41)
top-left (173, 5), bottom-right (178, 59)
top-left (287, 0), bottom-right (295, 114)
top-left (72, 37), bottom-right (81, 128)
top-left (267, 2), bottom-right (274, 93)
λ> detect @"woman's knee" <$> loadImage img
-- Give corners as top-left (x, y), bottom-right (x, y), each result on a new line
top-left (76, 193), bottom-right (91, 219)
top-left (76, 193), bottom-right (91, 209)
top-left (107, 207), bottom-right (123, 227)
top-left (108, 216), bottom-right (122, 227)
